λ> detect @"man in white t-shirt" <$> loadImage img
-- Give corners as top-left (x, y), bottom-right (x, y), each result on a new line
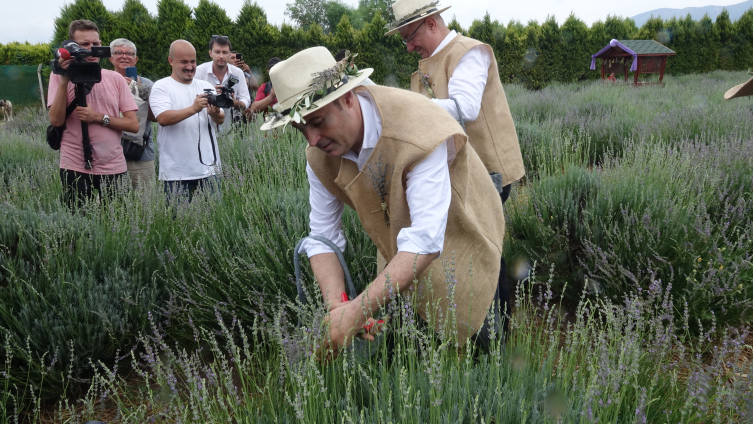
top-left (149, 40), bottom-right (225, 202)
top-left (194, 35), bottom-right (251, 134)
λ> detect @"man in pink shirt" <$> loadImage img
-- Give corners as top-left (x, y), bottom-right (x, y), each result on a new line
top-left (48, 20), bottom-right (139, 209)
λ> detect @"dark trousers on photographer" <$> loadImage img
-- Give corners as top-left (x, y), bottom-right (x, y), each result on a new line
top-left (60, 169), bottom-right (127, 210)
top-left (163, 176), bottom-right (222, 204)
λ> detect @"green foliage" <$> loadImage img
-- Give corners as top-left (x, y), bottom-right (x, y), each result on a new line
top-left (193, 0), bottom-right (235, 64)
top-left (155, 0), bottom-right (195, 77)
top-left (109, 0), bottom-right (160, 80)
top-left (25, 0), bottom-right (753, 88)
top-left (51, 0), bottom-right (115, 47)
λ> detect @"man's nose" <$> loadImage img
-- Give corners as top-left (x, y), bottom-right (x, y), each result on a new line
top-left (304, 128), bottom-right (320, 147)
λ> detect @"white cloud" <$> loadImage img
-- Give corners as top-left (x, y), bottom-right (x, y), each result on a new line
top-left (2, 0), bottom-right (746, 44)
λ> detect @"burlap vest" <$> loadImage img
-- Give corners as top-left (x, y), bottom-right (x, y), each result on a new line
top-left (306, 85), bottom-right (505, 343)
top-left (410, 34), bottom-right (525, 186)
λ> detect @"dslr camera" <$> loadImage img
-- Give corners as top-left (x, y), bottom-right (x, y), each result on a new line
top-left (202, 75), bottom-right (239, 109)
top-left (51, 40), bottom-right (111, 85)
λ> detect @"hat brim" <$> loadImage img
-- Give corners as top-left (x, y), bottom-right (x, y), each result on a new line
top-left (260, 68), bottom-right (375, 130)
top-left (384, 6), bottom-right (451, 36)
top-left (724, 76), bottom-right (753, 100)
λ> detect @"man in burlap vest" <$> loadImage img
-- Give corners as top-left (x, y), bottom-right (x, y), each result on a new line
top-left (261, 47), bottom-right (506, 357)
top-left (386, 0), bottom-right (526, 328)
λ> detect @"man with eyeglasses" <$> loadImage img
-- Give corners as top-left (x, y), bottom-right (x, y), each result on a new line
top-left (48, 20), bottom-right (139, 209)
top-left (386, 0), bottom-right (526, 332)
top-left (195, 35), bottom-right (252, 134)
top-left (109, 38), bottom-right (157, 190)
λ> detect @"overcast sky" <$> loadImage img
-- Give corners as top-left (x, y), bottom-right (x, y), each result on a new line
top-left (1, 0), bottom-right (745, 44)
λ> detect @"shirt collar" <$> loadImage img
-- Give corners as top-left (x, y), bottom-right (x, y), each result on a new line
top-left (343, 90), bottom-right (381, 167)
top-left (431, 30), bottom-right (457, 57)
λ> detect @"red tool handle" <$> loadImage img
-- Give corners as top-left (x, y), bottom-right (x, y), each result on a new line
top-left (341, 292), bottom-right (348, 303)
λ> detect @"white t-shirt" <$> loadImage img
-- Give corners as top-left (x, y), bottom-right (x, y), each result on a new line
top-left (150, 77), bottom-right (222, 181)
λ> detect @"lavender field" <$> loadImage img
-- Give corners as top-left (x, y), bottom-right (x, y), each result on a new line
top-left (0, 71), bottom-right (751, 423)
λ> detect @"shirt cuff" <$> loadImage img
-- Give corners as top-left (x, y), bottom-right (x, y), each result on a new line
top-left (432, 98), bottom-right (460, 121)
top-left (396, 228), bottom-right (443, 255)
top-left (298, 232), bottom-right (347, 257)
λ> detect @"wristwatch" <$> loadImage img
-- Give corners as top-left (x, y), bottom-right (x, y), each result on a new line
top-left (101, 114), bottom-right (110, 126)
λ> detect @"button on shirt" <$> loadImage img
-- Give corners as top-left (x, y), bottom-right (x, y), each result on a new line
top-left (194, 62), bottom-right (252, 133)
top-left (300, 90), bottom-right (453, 257)
top-left (430, 30), bottom-right (492, 123)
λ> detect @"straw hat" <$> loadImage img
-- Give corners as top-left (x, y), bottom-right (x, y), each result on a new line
top-left (724, 76), bottom-right (753, 100)
top-left (384, 0), bottom-right (451, 36)
top-left (260, 46), bottom-right (374, 130)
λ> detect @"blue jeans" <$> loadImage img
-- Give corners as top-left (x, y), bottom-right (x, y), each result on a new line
top-left (163, 176), bottom-right (221, 203)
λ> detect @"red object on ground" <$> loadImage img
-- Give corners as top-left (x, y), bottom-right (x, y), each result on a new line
top-left (341, 292), bottom-right (348, 303)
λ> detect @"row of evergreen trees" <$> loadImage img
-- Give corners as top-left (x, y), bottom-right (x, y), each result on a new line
top-left (3, 0), bottom-right (753, 89)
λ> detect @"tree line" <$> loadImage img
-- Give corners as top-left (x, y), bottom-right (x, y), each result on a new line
top-left (1, 0), bottom-right (752, 89)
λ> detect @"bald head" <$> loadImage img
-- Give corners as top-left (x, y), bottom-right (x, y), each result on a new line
top-left (168, 40), bottom-right (197, 84)
top-left (169, 39), bottom-right (195, 58)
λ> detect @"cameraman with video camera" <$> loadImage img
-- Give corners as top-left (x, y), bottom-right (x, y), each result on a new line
top-left (48, 20), bottom-right (139, 209)
top-left (150, 40), bottom-right (224, 203)
top-left (195, 35), bottom-right (251, 134)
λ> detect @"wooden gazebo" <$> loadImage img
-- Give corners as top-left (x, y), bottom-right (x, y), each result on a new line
top-left (590, 39), bottom-right (676, 85)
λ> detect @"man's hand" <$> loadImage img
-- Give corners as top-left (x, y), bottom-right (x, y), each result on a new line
top-left (269, 87), bottom-right (276, 99)
top-left (207, 104), bottom-right (222, 117)
top-left (57, 58), bottom-right (74, 83)
top-left (232, 99), bottom-right (246, 110)
top-left (193, 94), bottom-right (209, 113)
top-left (318, 302), bottom-right (373, 361)
top-left (214, 84), bottom-right (223, 95)
top-left (75, 105), bottom-right (103, 124)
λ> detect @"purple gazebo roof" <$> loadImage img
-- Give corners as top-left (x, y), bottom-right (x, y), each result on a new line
top-left (590, 39), bottom-right (638, 72)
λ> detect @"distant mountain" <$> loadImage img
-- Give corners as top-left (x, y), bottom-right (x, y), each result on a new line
top-left (632, 0), bottom-right (753, 27)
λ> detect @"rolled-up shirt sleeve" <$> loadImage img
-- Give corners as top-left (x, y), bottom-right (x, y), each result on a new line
top-left (233, 67), bottom-right (252, 110)
top-left (396, 138), bottom-right (452, 255)
top-left (432, 45), bottom-right (491, 123)
top-left (298, 162), bottom-right (347, 257)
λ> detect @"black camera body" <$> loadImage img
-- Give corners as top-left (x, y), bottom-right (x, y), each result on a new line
top-left (51, 40), bottom-right (111, 85)
top-left (203, 75), bottom-right (239, 109)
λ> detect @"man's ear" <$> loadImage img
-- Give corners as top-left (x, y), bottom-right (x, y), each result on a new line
top-left (426, 16), bottom-right (437, 31)
top-left (342, 90), bottom-right (357, 108)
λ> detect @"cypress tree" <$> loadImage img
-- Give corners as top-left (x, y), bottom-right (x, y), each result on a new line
top-left (538, 15), bottom-right (563, 83)
top-left (521, 20), bottom-right (544, 89)
top-left (332, 14), bottom-right (357, 54)
top-left (447, 15), bottom-right (467, 36)
top-left (193, 0), bottom-right (234, 64)
top-left (111, 0), bottom-right (159, 79)
top-left (697, 14), bottom-right (720, 73)
top-left (155, 0), bottom-right (195, 77)
top-left (560, 14), bottom-right (591, 82)
top-left (733, 9), bottom-right (753, 70)
top-left (52, 0), bottom-right (115, 47)
top-left (498, 21), bottom-right (525, 84)
top-left (233, 0), bottom-right (280, 79)
top-left (716, 9), bottom-right (735, 70)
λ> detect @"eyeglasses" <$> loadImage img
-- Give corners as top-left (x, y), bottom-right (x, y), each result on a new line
top-left (401, 20), bottom-right (426, 45)
top-left (112, 51), bottom-right (136, 58)
top-left (212, 35), bottom-right (229, 39)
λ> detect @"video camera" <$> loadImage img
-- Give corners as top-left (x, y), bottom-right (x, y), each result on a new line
top-left (202, 75), bottom-right (239, 109)
top-left (51, 40), bottom-right (111, 85)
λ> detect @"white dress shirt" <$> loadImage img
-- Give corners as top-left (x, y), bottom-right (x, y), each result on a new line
top-left (430, 30), bottom-right (492, 123)
top-left (195, 61), bottom-right (252, 134)
top-left (300, 90), bottom-right (453, 257)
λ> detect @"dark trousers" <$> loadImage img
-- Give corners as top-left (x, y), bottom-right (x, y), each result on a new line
top-left (163, 176), bottom-right (221, 204)
top-left (472, 183), bottom-right (513, 350)
top-left (60, 169), bottom-right (127, 210)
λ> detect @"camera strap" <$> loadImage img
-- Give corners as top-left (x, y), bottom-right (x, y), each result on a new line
top-left (198, 111), bottom-right (218, 167)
